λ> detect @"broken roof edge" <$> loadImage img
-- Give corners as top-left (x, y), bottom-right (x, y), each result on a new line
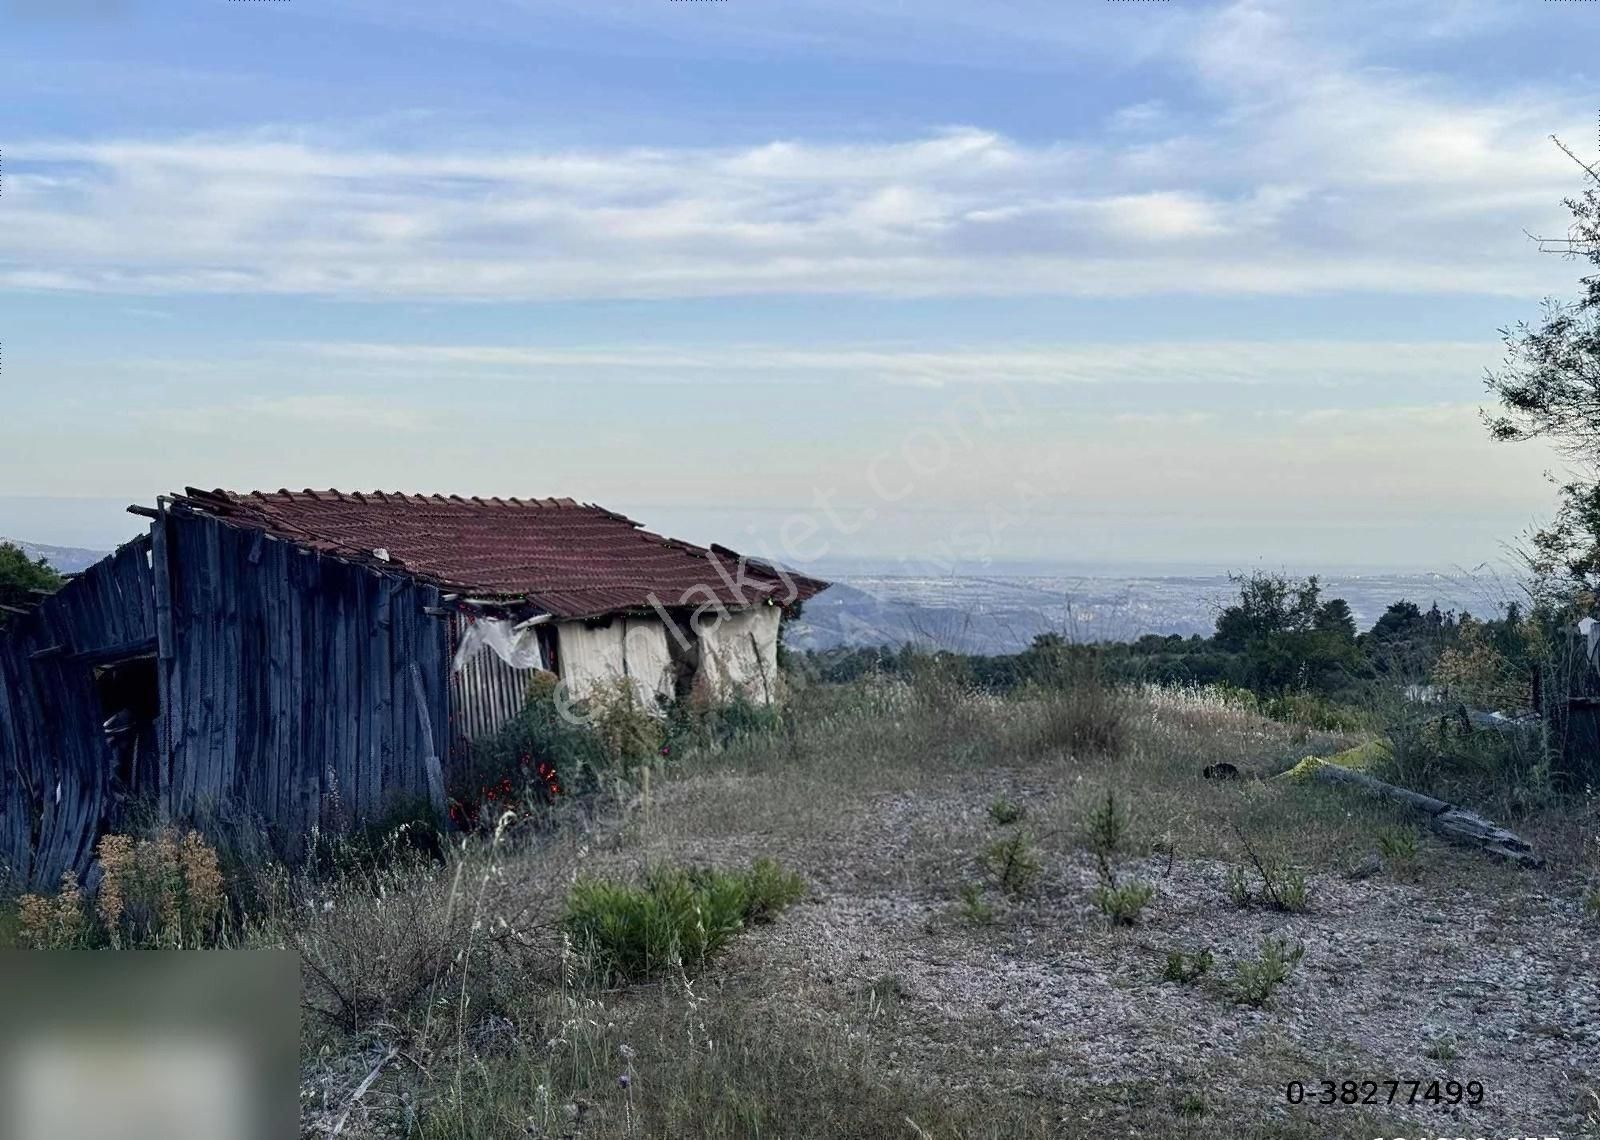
top-left (706, 544), bottom-right (831, 603)
top-left (151, 488), bottom-right (831, 620)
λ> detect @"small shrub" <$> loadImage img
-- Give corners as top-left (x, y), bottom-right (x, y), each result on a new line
top-left (1377, 827), bottom-right (1422, 879)
top-left (1422, 1035), bottom-right (1459, 1061)
top-left (19, 830), bottom-right (226, 950)
top-left (954, 883), bottom-right (995, 927)
top-left (1032, 682), bottom-right (1130, 757)
top-left (1086, 791), bottom-right (1128, 857)
top-left (1163, 947), bottom-right (1214, 984)
top-left (1085, 791), bottom-right (1151, 922)
top-left (864, 973), bottom-right (908, 1015)
top-left (988, 798), bottom-right (1025, 826)
top-left (565, 859), bottom-right (806, 983)
top-left (1376, 827), bottom-right (1419, 863)
top-left (1174, 1091), bottom-right (1208, 1118)
top-left (452, 677), bottom-right (605, 828)
top-left (587, 677), bottom-right (669, 767)
top-left (1276, 866), bottom-right (1311, 913)
top-left (1581, 886), bottom-right (1600, 922)
top-left (981, 835), bottom-right (1042, 898)
top-left (667, 693), bottom-right (784, 752)
top-left (731, 857), bottom-right (806, 924)
top-left (1225, 865), bottom-right (1252, 908)
top-left (17, 871), bottom-right (88, 949)
top-left (1261, 692), bottom-right (1367, 734)
top-left (1229, 828), bottom-right (1312, 913)
top-left (1232, 937), bottom-right (1305, 1007)
top-left (1092, 876), bottom-right (1154, 925)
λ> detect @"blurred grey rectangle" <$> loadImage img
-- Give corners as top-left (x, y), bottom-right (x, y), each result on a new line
top-left (0, 951), bottom-right (298, 1140)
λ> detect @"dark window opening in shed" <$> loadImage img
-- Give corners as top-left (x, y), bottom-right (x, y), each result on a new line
top-left (94, 655), bottom-right (160, 800)
top-left (536, 624), bottom-right (560, 676)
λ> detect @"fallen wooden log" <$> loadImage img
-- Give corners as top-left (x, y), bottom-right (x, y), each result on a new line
top-left (1285, 754), bottom-right (1543, 868)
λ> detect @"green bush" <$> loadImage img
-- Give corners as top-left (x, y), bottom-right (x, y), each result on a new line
top-left (1261, 692), bottom-right (1367, 733)
top-left (1228, 830), bottom-right (1312, 913)
top-left (564, 860), bottom-right (806, 983)
top-left (1376, 827), bottom-right (1419, 862)
top-left (1232, 937), bottom-right (1304, 1006)
top-left (1085, 791), bottom-right (1151, 922)
top-left (1031, 682), bottom-right (1130, 757)
top-left (1422, 1035), bottom-right (1459, 1061)
top-left (1383, 712), bottom-right (1550, 807)
top-left (736, 857), bottom-right (807, 924)
top-left (1376, 827), bottom-right (1421, 878)
top-left (981, 834), bottom-right (1042, 898)
top-left (667, 693), bottom-right (785, 753)
top-left (452, 676), bottom-right (613, 827)
top-left (988, 798), bottom-right (1025, 826)
top-left (1086, 791), bottom-right (1129, 856)
top-left (1225, 865), bottom-right (1252, 908)
top-left (1228, 859), bottom-right (1310, 912)
top-left (1092, 878), bottom-right (1154, 925)
top-left (1276, 866), bottom-right (1310, 912)
top-left (953, 883), bottom-right (995, 927)
top-left (1162, 947), bottom-right (1214, 983)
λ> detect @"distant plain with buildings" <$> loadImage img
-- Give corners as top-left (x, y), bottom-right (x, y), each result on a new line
top-left (786, 566), bottom-right (1518, 654)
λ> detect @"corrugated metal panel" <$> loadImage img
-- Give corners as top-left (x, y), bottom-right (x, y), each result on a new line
top-left (449, 615), bottom-right (544, 744)
top-left (166, 487), bottom-right (830, 618)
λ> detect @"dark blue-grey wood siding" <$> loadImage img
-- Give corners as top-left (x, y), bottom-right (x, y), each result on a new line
top-left (0, 539), bottom-right (158, 890)
top-left (1, 512), bottom-right (452, 890)
top-left (158, 511), bottom-right (451, 843)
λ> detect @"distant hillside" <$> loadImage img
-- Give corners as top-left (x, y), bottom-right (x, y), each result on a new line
top-left (786, 571), bottom-right (1516, 655)
top-left (1, 539), bottom-right (109, 574)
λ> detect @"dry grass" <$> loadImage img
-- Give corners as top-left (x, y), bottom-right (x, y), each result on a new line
top-left (13, 677), bottom-right (1595, 1137)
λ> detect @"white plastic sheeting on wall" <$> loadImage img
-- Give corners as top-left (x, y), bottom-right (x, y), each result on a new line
top-left (696, 605), bottom-right (781, 704)
top-left (556, 617), bottom-right (674, 706)
top-left (450, 616), bottom-right (551, 743)
top-left (452, 617), bottom-right (547, 673)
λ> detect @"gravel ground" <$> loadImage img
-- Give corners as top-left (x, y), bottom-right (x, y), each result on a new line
top-left (638, 776), bottom-right (1600, 1137)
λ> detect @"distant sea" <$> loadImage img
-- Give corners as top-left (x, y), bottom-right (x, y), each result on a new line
top-left (787, 564), bottom-right (1526, 655)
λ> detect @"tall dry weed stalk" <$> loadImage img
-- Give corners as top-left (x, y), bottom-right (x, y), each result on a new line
top-left (18, 870), bottom-right (87, 949)
top-left (19, 829), bottom-right (225, 949)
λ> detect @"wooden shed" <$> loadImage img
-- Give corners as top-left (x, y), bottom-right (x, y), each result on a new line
top-left (0, 488), bottom-right (827, 890)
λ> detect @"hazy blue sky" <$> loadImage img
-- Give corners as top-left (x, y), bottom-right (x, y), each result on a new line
top-left (2, 0), bottom-right (1595, 571)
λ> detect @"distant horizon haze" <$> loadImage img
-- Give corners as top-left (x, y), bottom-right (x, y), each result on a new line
top-left (0, 492), bottom-right (1536, 580)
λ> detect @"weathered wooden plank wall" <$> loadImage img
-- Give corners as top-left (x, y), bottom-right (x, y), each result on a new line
top-left (0, 538), bottom-right (158, 890)
top-left (160, 512), bottom-right (451, 848)
top-left (2, 512), bottom-right (454, 890)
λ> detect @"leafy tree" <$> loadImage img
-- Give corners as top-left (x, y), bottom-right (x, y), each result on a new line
top-left (1484, 140), bottom-right (1600, 599)
top-left (1360, 599), bottom-right (1459, 683)
top-left (0, 542), bottom-right (62, 625)
top-left (1213, 571), bottom-right (1358, 694)
top-left (1213, 571), bottom-right (1321, 652)
top-left (1312, 598), bottom-right (1357, 642)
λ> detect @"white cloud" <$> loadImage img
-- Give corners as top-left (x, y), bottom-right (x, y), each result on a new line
top-left (0, 0), bottom-right (1589, 304)
top-left (299, 338), bottom-right (1503, 388)
top-left (1, 96), bottom-right (1587, 301)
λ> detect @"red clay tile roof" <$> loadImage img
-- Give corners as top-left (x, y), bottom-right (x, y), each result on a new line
top-left (168, 488), bottom-right (828, 619)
